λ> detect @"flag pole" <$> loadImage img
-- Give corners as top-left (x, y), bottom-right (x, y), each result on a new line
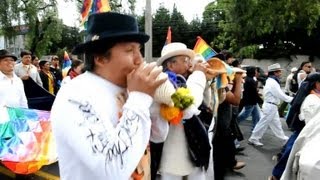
top-left (144, 0), bottom-right (152, 62)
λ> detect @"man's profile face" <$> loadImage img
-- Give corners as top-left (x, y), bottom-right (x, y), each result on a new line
top-left (100, 42), bottom-right (143, 87)
top-left (51, 56), bottom-right (59, 67)
top-left (168, 55), bottom-right (192, 77)
top-left (303, 63), bottom-right (312, 74)
top-left (0, 57), bottom-right (15, 74)
top-left (274, 70), bottom-right (282, 77)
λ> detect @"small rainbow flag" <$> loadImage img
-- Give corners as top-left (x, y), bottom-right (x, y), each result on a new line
top-left (81, 0), bottom-right (111, 29)
top-left (193, 36), bottom-right (217, 61)
top-left (62, 51), bottom-right (72, 78)
top-left (62, 51), bottom-right (72, 69)
top-left (0, 107), bottom-right (57, 174)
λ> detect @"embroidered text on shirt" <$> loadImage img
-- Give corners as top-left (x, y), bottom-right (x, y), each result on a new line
top-left (68, 98), bottom-right (140, 169)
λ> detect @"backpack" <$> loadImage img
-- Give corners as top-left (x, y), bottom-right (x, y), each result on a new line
top-left (290, 72), bottom-right (299, 93)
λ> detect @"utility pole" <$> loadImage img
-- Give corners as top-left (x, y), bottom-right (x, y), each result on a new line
top-left (144, 0), bottom-right (152, 62)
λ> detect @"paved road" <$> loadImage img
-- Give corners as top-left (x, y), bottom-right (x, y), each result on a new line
top-left (0, 118), bottom-right (292, 180)
top-left (224, 118), bottom-right (292, 180)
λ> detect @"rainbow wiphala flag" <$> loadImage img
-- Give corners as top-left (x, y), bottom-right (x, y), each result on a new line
top-left (193, 36), bottom-right (217, 61)
top-left (0, 107), bottom-right (57, 174)
top-left (81, 0), bottom-right (111, 29)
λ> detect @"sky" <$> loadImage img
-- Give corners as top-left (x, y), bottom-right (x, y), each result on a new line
top-left (57, 0), bottom-right (213, 27)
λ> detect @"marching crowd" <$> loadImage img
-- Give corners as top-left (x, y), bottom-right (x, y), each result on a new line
top-left (1, 11), bottom-right (320, 180)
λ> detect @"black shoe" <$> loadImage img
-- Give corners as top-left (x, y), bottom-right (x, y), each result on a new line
top-left (236, 147), bottom-right (245, 152)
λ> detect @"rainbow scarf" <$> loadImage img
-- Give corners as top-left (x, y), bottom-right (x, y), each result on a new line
top-left (193, 36), bottom-right (217, 61)
top-left (0, 107), bottom-right (57, 174)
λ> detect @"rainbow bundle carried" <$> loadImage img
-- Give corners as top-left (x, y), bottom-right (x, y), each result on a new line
top-left (0, 107), bottom-right (57, 174)
top-left (81, 0), bottom-right (111, 29)
top-left (62, 51), bottom-right (72, 78)
top-left (193, 36), bottom-right (217, 61)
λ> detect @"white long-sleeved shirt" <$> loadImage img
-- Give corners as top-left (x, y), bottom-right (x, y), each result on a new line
top-left (14, 63), bottom-right (43, 87)
top-left (299, 93), bottom-right (320, 124)
top-left (284, 73), bottom-right (294, 94)
top-left (0, 71), bottom-right (28, 108)
top-left (281, 93), bottom-right (320, 180)
top-left (51, 71), bottom-right (167, 180)
top-left (263, 77), bottom-right (293, 105)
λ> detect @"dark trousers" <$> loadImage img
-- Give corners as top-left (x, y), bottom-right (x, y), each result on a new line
top-left (212, 134), bottom-right (237, 180)
top-left (150, 142), bottom-right (163, 180)
top-left (272, 130), bottom-right (300, 179)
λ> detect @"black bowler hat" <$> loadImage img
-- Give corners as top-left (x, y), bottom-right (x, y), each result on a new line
top-left (72, 12), bottom-right (150, 54)
top-left (0, 49), bottom-right (17, 61)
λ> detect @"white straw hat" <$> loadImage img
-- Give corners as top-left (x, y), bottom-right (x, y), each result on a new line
top-left (268, 63), bottom-right (283, 72)
top-left (157, 42), bottom-right (195, 66)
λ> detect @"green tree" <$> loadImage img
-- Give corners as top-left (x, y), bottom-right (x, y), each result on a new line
top-left (49, 25), bottom-right (83, 53)
top-left (152, 5), bottom-right (171, 56)
top-left (170, 4), bottom-right (189, 44)
top-left (188, 18), bottom-right (202, 48)
top-left (202, 2), bottom-right (223, 51)
top-left (210, 0), bottom-right (320, 58)
top-left (0, 0), bottom-right (63, 57)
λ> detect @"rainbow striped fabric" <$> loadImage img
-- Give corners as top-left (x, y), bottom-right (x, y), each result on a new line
top-left (62, 51), bottom-right (71, 69)
top-left (81, 0), bottom-right (111, 28)
top-left (0, 107), bottom-right (57, 174)
top-left (193, 36), bottom-right (217, 61)
top-left (62, 51), bottom-right (72, 78)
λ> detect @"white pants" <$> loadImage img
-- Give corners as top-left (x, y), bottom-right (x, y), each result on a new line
top-left (250, 103), bottom-right (288, 141)
top-left (161, 167), bottom-right (206, 180)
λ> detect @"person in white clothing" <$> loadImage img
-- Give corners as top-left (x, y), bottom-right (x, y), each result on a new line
top-left (281, 72), bottom-right (320, 180)
top-left (248, 63), bottom-right (293, 146)
top-left (0, 49), bottom-right (28, 108)
top-left (154, 43), bottom-right (218, 180)
top-left (279, 67), bottom-right (298, 117)
top-left (14, 50), bottom-right (43, 87)
top-left (284, 67), bottom-right (297, 96)
top-left (50, 12), bottom-right (167, 180)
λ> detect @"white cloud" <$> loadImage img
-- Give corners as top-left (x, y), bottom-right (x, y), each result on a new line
top-left (57, 0), bottom-right (79, 27)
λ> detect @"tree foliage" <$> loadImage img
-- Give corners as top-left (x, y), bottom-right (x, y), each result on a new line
top-left (3, 0), bottom-right (320, 59)
top-left (0, 0), bottom-right (63, 57)
top-left (151, 5), bottom-right (171, 56)
top-left (211, 0), bottom-right (320, 58)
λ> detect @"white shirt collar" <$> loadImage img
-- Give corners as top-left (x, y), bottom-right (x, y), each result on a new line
top-left (0, 71), bottom-right (17, 80)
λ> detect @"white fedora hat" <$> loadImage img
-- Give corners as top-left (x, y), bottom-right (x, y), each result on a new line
top-left (157, 42), bottom-right (195, 66)
top-left (268, 63), bottom-right (284, 72)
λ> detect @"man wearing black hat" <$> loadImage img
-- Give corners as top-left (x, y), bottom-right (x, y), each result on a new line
top-left (50, 12), bottom-right (167, 180)
top-left (0, 49), bottom-right (28, 108)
